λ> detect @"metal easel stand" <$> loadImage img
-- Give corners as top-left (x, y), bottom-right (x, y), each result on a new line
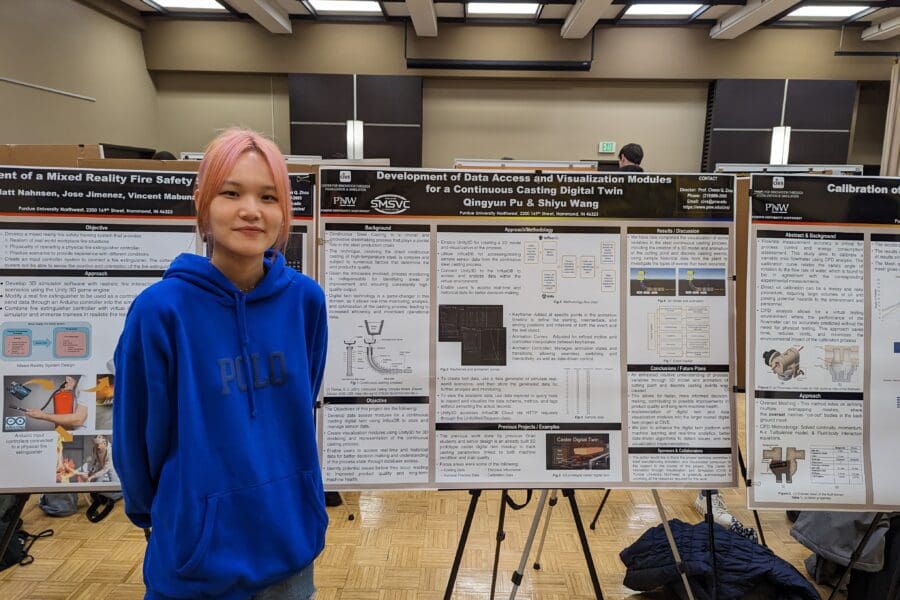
top-left (652, 489), bottom-right (697, 600)
top-left (826, 512), bottom-right (886, 600)
top-left (489, 490), bottom-right (532, 600)
top-left (738, 448), bottom-right (767, 547)
top-left (589, 489), bottom-right (613, 530)
top-left (443, 489), bottom-right (533, 600)
top-left (509, 489), bottom-right (604, 600)
top-left (444, 489), bottom-right (482, 600)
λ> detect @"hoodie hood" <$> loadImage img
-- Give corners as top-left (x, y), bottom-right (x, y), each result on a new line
top-left (163, 249), bottom-right (292, 304)
top-left (162, 250), bottom-right (293, 417)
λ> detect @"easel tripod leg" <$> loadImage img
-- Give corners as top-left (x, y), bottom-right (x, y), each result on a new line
top-left (563, 489), bottom-right (604, 600)
top-left (590, 489), bottom-right (612, 530)
top-left (533, 489), bottom-right (558, 570)
top-left (490, 490), bottom-right (510, 600)
top-left (444, 489), bottom-right (481, 600)
top-left (509, 489), bottom-right (550, 600)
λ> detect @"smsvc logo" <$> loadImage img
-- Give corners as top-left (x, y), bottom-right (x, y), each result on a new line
top-left (371, 194), bottom-right (410, 215)
top-left (5, 416), bottom-right (26, 431)
top-left (339, 171), bottom-right (352, 183)
top-left (773, 177), bottom-right (785, 189)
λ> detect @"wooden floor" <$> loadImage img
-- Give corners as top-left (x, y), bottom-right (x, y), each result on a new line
top-left (0, 485), bottom-right (834, 599)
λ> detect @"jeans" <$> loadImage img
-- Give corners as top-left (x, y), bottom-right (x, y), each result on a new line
top-left (253, 564), bottom-right (315, 600)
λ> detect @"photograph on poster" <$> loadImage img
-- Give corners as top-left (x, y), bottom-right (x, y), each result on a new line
top-left (57, 434), bottom-right (118, 485)
top-left (546, 433), bottom-right (610, 470)
top-left (90, 373), bottom-right (114, 430)
top-left (629, 267), bottom-right (676, 296)
top-left (677, 267), bottom-right (726, 296)
top-left (3, 374), bottom-right (90, 432)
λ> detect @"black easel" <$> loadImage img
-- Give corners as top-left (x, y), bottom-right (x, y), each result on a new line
top-left (489, 490), bottom-right (532, 600)
top-left (703, 490), bottom-right (719, 600)
top-left (445, 489), bottom-right (603, 600)
top-left (509, 489), bottom-right (604, 600)
top-left (445, 489), bottom-right (481, 600)
top-left (562, 489), bottom-right (604, 599)
top-left (589, 489), bottom-right (611, 530)
top-left (826, 512), bottom-right (886, 600)
top-left (0, 494), bottom-right (30, 560)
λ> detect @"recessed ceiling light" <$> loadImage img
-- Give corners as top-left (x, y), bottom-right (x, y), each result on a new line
top-left (467, 3), bottom-right (541, 16)
top-left (149, 0), bottom-right (226, 10)
top-left (786, 5), bottom-right (870, 19)
top-left (308, 0), bottom-right (382, 13)
top-left (624, 3), bottom-right (703, 16)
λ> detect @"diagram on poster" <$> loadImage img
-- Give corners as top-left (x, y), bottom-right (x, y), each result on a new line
top-left (1, 322), bottom-right (92, 361)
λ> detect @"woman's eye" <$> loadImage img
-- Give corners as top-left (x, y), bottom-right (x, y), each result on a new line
top-left (221, 190), bottom-right (239, 198)
top-left (262, 195), bottom-right (278, 202)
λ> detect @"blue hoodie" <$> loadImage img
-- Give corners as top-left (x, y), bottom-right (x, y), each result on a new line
top-left (113, 251), bottom-right (328, 600)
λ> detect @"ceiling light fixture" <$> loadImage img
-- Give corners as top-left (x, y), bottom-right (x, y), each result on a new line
top-left (770, 126), bottom-right (791, 165)
top-left (624, 3), bottom-right (702, 16)
top-left (467, 2), bottom-right (541, 16)
top-left (308, 0), bottom-right (382, 13)
top-left (149, 0), bottom-right (226, 10)
top-left (786, 5), bottom-right (870, 19)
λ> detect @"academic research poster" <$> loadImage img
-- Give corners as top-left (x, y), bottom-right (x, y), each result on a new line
top-left (0, 166), bottom-right (316, 493)
top-left (748, 174), bottom-right (900, 510)
top-left (318, 167), bottom-right (737, 490)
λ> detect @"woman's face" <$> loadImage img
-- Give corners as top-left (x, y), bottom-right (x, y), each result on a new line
top-left (207, 151), bottom-right (283, 264)
top-left (64, 376), bottom-right (77, 389)
top-left (94, 437), bottom-right (108, 451)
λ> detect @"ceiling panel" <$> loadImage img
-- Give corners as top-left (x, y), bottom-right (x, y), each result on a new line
top-left (435, 3), bottom-right (464, 17)
top-left (383, 1), bottom-right (409, 16)
top-left (539, 4), bottom-right (572, 19)
top-left (275, 0), bottom-right (310, 14)
top-left (700, 5), bottom-right (738, 20)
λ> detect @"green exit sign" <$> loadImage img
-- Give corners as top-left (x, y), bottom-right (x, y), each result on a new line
top-left (599, 141), bottom-right (616, 154)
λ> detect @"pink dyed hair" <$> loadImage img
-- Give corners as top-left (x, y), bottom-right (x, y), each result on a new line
top-left (194, 128), bottom-right (291, 252)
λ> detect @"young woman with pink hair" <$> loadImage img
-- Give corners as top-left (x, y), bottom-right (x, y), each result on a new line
top-left (114, 128), bottom-right (328, 599)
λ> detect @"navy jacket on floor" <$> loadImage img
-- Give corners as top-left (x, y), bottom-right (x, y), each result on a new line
top-left (620, 519), bottom-right (820, 600)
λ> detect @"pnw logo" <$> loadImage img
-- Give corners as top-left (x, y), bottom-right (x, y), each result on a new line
top-left (334, 196), bottom-right (357, 208)
top-left (371, 194), bottom-right (410, 215)
top-left (765, 202), bottom-right (790, 214)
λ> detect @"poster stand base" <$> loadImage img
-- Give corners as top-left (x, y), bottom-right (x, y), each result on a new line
top-left (826, 512), bottom-right (886, 600)
top-left (0, 494), bottom-right (30, 561)
top-left (509, 489), bottom-right (604, 600)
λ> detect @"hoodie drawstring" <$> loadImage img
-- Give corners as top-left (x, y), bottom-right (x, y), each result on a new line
top-left (235, 292), bottom-right (257, 418)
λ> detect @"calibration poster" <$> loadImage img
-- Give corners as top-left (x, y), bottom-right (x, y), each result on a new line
top-left (748, 174), bottom-right (900, 510)
top-left (0, 166), bottom-right (315, 493)
top-left (318, 167), bottom-right (737, 489)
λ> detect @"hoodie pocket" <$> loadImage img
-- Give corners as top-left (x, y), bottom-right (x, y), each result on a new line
top-left (175, 470), bottom-right (328, 583)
